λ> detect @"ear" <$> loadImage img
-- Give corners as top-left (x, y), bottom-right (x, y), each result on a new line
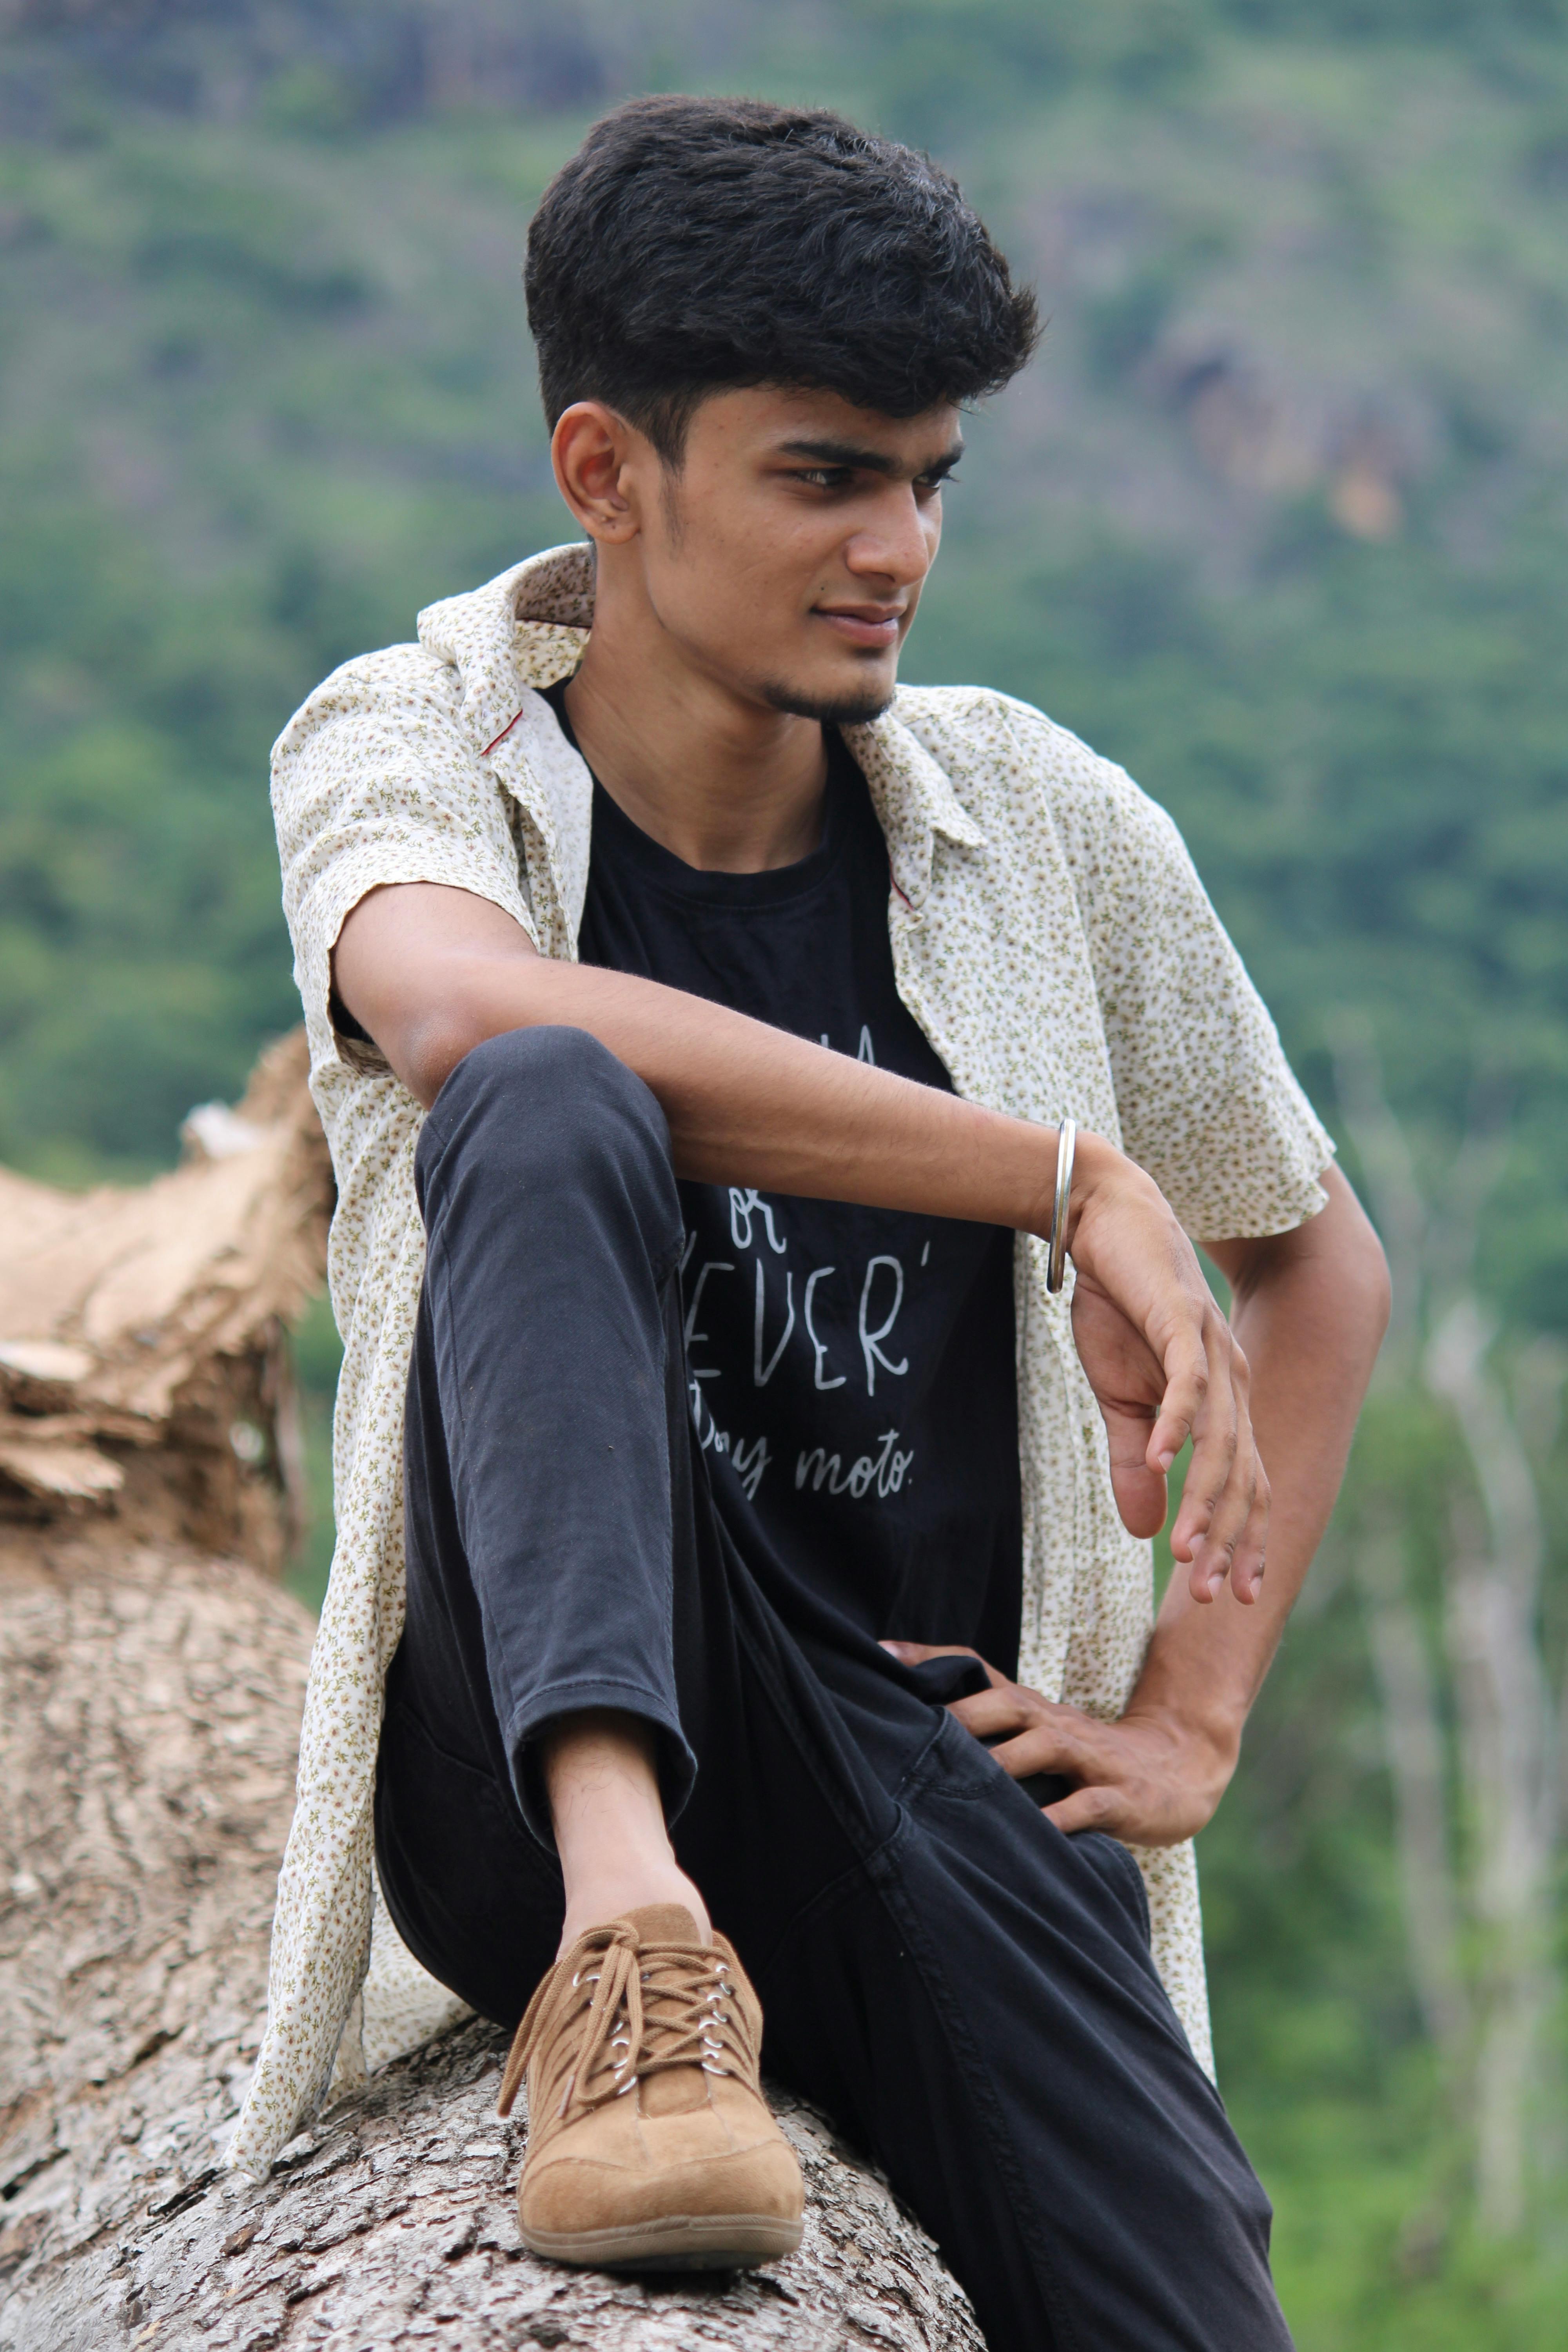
top-left (550, 401), bottom-right (648, 544)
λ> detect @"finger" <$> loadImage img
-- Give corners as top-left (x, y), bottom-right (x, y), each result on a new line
top-left (1041, 1783), bottom-right (1131, 1836)
top-left (1100, 1403), bottom-right (1170, 1539)
top-left (879, 1641), bottom-right (982, 1667)
top-left (986, 1721), bottom-right (1098, 1783)
top-left (1169, 1320), bottom-right (1241, 1595)
top-left (1145, 1321), bottom-right (1208, 1475)
top-left (1227, 1458), bottom-right (1270, 1604)
top-left (1068, 1280), bottom-right (1170, 1536)
top-left (1184, 1417), bottom-right (1249, 1606)
top-left (1183, 1330), bottom-right (1259, 1602)
top-left (947, 1687), bottom-right (1037, 1739)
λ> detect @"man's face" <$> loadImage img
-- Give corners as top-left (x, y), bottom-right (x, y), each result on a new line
top-left (630, 386), bottom-right (962, 724)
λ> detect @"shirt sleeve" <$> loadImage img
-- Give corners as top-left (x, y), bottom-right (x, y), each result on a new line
top-left (271, 643), bottom-right (538, 1074)
top-left (1043, 724), bottom-right (1335, 1240)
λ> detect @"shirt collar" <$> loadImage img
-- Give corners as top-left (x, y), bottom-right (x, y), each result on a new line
top-left (844, 709), bottom-right (985, 910)
top-left (418, 543), bottom-right (589, 736)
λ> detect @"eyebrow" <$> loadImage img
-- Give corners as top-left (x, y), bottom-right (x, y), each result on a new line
top-left (774, 435), bottom-right (965, 479)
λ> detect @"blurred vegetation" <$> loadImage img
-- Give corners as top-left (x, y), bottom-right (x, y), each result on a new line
top-left (4, 3), bottom-right (1568, 2341)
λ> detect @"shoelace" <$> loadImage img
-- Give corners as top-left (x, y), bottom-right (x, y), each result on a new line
top-left (497, 1922), bottom-right (758, 2127)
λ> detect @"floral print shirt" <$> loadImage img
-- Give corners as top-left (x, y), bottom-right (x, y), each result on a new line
top-left (230, 541), bottom-right (1334, 2177)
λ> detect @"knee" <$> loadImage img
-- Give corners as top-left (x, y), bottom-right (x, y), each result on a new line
top-left (443, 1022), bottom-right (644, 1115)
top-left (417, 1026), bottom-right (674, 1223)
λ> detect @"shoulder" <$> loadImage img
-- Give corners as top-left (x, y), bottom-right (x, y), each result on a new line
top-left (889, 683), bottom-right (1184, 867)
top-left (271, 641), bottom-right (465, 781)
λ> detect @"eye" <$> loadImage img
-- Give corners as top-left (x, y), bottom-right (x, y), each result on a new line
top-left (791, 467), bottom-right (856, 491)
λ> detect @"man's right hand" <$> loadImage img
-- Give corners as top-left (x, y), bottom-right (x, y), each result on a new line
top-left (334, 879), bottom-right (1265, 1604)
top-left (1062, 1133), bottom-right (1265, 1606)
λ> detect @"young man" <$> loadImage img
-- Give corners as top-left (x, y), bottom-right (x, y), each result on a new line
top-left (236, 97), bottom-right (1389, 2350)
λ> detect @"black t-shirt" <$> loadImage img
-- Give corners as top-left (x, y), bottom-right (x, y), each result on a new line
top-left (565, 695), bottom-right (1024, 1671)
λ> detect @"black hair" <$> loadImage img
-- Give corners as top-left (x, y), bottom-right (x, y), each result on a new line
top-left (524, 94), bottom-right (1039, 459)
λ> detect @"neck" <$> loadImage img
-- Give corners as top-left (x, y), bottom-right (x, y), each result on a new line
top-left (561, 565), bottom-right (829, 874)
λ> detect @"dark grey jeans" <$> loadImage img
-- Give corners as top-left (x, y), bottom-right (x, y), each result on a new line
top-left (374, 1026), bottom-right (1294, 2352)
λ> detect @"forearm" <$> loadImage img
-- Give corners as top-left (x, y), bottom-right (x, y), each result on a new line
top-left (351, 919), bottom-right (1067, 1233)
top-left (540, 962), bottom-right (1069, 1224)
top-left (1129, 1168), bottom-right (1389, 1753)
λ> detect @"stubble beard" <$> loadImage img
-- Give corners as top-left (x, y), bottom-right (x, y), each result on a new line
top-left (756, 676), bottom-right (897, 727)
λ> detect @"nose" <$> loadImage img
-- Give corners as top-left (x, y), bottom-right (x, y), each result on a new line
top-left (843, 482), bottom-right (938, 592)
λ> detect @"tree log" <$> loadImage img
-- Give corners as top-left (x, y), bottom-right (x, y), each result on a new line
top-left (0, 1038), bottom-right (983, 2351)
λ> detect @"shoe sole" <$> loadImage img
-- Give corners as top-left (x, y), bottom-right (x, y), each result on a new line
top-left (520, 2211), bottom-right (804, 2272)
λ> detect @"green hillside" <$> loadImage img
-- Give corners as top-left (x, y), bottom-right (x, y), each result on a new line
top-left (4, 5), bottom-right (1567, 2342)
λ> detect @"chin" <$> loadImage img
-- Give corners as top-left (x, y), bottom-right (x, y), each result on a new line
top-left (757, 672), bottom-right (897, 727)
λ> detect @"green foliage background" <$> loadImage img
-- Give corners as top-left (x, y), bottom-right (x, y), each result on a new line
top-left (4, 4), bottom-right (1568, 2340)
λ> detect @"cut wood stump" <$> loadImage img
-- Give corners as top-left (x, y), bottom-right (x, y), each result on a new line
top-left (0, 1033), bottom-right (983, 2351)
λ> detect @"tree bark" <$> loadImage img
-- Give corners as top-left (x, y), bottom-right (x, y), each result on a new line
top-left (1331, 1024), bottom-right (1563, 2241)
top-left (0, 1037), bottom-right (982, 2352)
top-left (1352, 1516), bottom-right (1468, 2069)
top-left (1426, 1300), bottom-right (1559, 2237)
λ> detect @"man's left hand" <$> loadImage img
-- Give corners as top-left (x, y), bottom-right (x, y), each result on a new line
top-left (880, 1641), bottom-right (1237, 1846)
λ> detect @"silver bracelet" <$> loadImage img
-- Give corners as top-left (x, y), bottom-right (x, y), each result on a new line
top-left (1046, 1118), bottom-right (1076, 1294)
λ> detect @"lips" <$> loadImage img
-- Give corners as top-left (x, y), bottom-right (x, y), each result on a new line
top-left (815, 608), bottom-right (904, 648)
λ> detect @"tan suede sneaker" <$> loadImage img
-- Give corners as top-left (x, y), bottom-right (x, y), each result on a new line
top-left (496, 1904), bottom-right (804, 2270)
